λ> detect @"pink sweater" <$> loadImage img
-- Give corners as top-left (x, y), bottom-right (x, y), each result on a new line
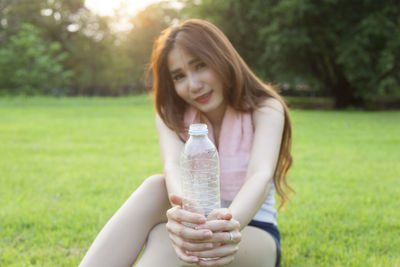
top-left (184, 106), bottom-right (254, 201)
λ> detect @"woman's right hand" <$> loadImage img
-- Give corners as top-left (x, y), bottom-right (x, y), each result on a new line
top-left (166, 194), bottom-right (214, 264)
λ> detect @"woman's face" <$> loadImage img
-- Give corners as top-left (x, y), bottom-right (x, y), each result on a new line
top-left (167, 46), bottom-right (226, 119)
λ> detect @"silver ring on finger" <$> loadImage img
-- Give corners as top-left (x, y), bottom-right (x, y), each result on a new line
top-left (229, 232), bottom-right (234, 243)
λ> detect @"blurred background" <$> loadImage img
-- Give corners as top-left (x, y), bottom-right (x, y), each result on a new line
top-left (1, 1), bottom-right (400, 266)
top-left (0, 0), bottom-right (399, 108)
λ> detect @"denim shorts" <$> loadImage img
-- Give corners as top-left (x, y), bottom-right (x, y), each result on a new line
top-left (248, 220), bottom-right (281, 267)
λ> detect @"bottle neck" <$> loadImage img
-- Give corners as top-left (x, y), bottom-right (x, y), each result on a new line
top-left (189, 134), bottom-right (207, 138)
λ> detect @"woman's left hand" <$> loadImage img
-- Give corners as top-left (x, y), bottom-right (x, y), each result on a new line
top-left (190, 208), bottom-right (242, 267)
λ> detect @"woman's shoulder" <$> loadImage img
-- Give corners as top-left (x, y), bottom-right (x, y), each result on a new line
top-left (249, 97), bottom-right (285, 130)
top-left (253, 97), bottom-right (284, 116)
top-left (250, 97), bottom-right (285, 138)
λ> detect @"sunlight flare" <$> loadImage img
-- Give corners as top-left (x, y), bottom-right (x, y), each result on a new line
top-left (85, 0), bottom-right (163, 16)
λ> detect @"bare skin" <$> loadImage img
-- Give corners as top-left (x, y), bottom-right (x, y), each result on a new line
top-left (137, 223), bottom-right (276, 267)
top-left (79, 174), bottom-right (169, 267)
top-left (80, 174), bottom-right (277, 267)
top-left (81, 42), bottom-right (285, 267)
top-left (136, 191), bottom-right (277, 267)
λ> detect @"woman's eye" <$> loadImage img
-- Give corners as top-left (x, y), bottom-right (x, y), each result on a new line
top-left (195, 62), bottom-right (206, 70)
top-left (173, 73), bottom-right (185, 81)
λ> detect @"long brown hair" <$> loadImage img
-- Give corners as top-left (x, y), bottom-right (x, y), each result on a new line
top-left (150, 19), bottom-right (293, 208)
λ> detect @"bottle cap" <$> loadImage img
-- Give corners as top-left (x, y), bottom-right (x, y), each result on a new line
top-left (188, 124), bottom-right (208, 135)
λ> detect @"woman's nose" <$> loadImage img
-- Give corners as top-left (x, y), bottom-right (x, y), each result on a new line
top-left (188, 73), bottom-right (202, 92)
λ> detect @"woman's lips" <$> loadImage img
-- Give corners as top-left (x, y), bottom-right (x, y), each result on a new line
top-left (195, 91), bottom-right (213, 103)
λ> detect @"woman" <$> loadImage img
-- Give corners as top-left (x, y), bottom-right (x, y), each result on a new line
top-left (80, 19), bottom-right (292, 267)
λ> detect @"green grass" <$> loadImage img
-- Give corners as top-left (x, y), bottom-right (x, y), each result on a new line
top-left (0, 96), bottom-right (399, 266)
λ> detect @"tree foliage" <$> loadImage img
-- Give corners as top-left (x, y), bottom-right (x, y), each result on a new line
top-left (0, 0), bottom-right (180, 96)
top-left (180, 0), bottom-right (400, 107)
top-left (0, 23), bottom-right (71, 95)
top-left (124, 2), bottom-right (180, 91)
top-left (1, 0), bottom-right (399, 107)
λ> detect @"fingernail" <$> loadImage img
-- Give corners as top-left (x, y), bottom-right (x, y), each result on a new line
top-left (187, 255), bottom-right (198, 262)
top-left (204, 231), bottom-right (212, 238)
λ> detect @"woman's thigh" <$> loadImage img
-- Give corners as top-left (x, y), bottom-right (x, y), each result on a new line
top-left (80, 174), bottom-right (170, 267)
top-left (136, 224), bottom-right (276, 267)
top-left (135, 223), bottom-right (194, 267)
top-left (231, 226), bottom-right (277, 267)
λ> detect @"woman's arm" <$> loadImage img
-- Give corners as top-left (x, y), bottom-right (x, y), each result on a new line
top-left (156, 114), bottom-right (218, 264)
top-left (229, 98), bottom-right (285, 229)
top-left (190, 98), bottom-right (285, 265)
top-left (155, 114), bottom-right (185, 198)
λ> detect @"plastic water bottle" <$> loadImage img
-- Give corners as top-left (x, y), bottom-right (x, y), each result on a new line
top-left (180, 124), bottom-right (221, 221)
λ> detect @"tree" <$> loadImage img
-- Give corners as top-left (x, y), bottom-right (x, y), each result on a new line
top-left (180, 0), bottom-right (400, 108)
top-left (179, 0), bottom-right (268, 78)
top-left (0, 0), bottom-right (186, 95)
top-left (0, 0), bottom-right (137, 95)
top-left (123, 2), bottom-right (181, 91)
top-left (0, 23), bottom-right (71, 95)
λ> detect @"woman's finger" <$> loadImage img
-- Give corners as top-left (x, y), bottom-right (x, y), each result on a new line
top-left (192, 230), bottom-right (241, 244)
top-left (169, 233), bottom-right (214, 252)
top-left (196, 219), bottom-right (240, 232)
top-left (208, 230), bottom-right (241, 244)
top-left (169, 194), bottom-right (183, 206)
top-left (169, 194), bottom-right (204, 215)
top-left (166, 220), bottom-right (213, 241)
top-left (170, 242), bottom-right (199, 264)
top-left (167, 206), bottom-right (206, 225)
top-left (187, 243), bottom-right (239, 258)
top-left (198, 255), bottom-right (235, 267)
top-left (207, 208), bottom-right (232, 221)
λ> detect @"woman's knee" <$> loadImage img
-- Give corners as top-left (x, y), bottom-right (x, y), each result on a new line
top-left (139, 174), bottom-right (166, 194)
top-left (134, 174), bottom-right (169, 222)
top-left (231, 226), bottom-right (277, 267)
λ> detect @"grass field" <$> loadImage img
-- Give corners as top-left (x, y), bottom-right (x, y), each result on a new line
top-left (0, 96), bottom-right (399, 266)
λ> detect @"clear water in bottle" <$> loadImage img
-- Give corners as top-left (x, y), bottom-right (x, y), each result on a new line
top-left (180, 124), bottom-right (220, 221)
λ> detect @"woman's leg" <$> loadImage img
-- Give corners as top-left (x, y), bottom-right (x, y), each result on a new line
top-left (80, 174), bottom-right (170, 267)
top-left (135, 223), bottom-right (193, 267)
top-left (136, 224), bottom-right (277, 267)
top-left (231, 226), bottom-right (277, 267)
